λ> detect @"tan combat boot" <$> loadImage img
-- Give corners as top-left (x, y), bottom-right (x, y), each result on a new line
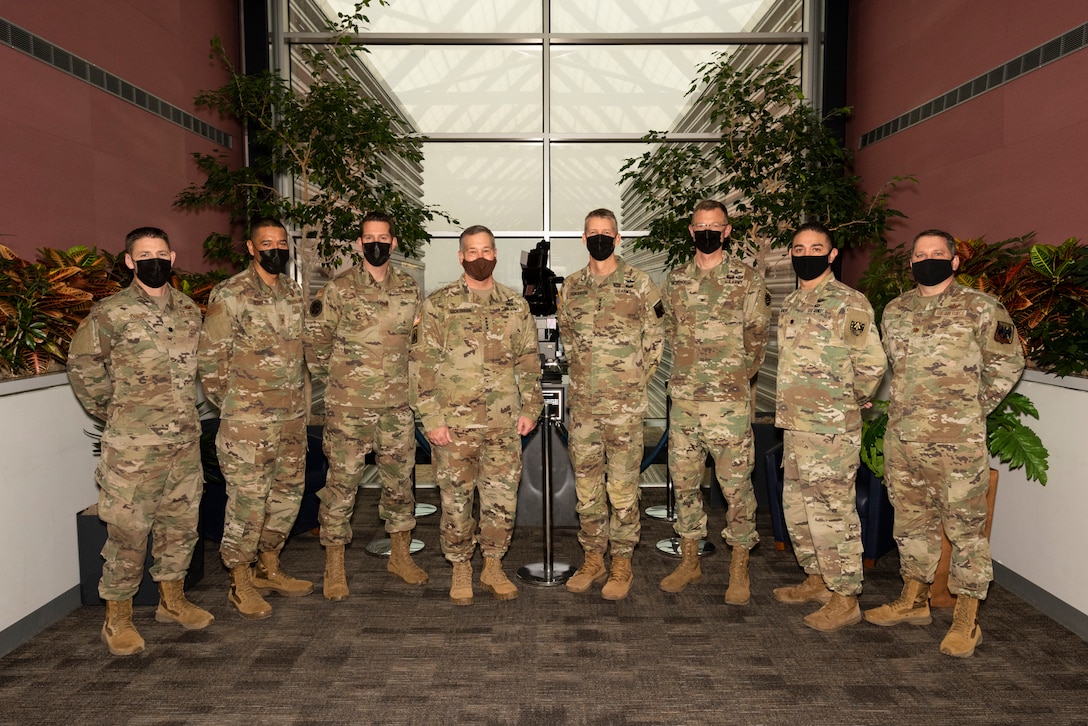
top-left (450, 560), bottom-right (474, 605)
top-left (323, 544), bottom-right (349, 601)
top-left (480, 555), bottom-right (518, 601)
top-left (601, 555), bottom-right (633, 601)
top-left (803, 592), bottom-right (862, 632)
top-left (102, 598), bottom-right (145, 656)
top-left (228, 564), bottom-right (272, 619)
top-left (659, 537), bottom-right (703, 593)
top-left (565, 551), bottom-right (608, 594)
top-left (388, 530), bottom-right (429, 586)
top-left (940, 595), bottom-right (982, 658)
top-left (252, 550), bottom-right (314, 597)
top-left (864, 578), bottom-right (933, 626)
top-left (155, 579), bottom-right (214, 630)
top-left (724, 546), bottom-right (751, 605)
top-left (773, 573), bottom-right (833, 605)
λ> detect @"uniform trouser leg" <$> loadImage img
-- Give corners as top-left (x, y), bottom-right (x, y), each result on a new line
top-left (686, 401), bottom-right (758, 550)
top-left (218, 418), bottom-right (307, 568)
top-left (569, 411), bottom-right (643, 558)
top-left (884, 436), bottom-right (993, 599)
top-left (96, 440), bottom-right (202, 600)
top-left (374, 407), bottom-right (418, 534)
top-left (782, 429), bottom-right (864, 596)
top-left (668, 401), bottom-right (709, 540)
top-left (434, 427), bottom-right (522, 562)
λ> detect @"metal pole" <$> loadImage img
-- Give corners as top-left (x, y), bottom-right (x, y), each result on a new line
top-left (517, 402), bottom-right (574, 585)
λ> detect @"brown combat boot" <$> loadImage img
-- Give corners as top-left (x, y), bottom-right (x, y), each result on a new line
top-left (450, 560), bottom-right (474, 605)
top-left (659, 537), bottom-right (703, 593)
top-left (940, 595), bottom-right (982, 658)
top-left (566, 551), bottom-right (608, 594)
top-left (155, 579), bottom-right (214, 630)
top-left (323, 544), bottom-right (349, 601)
top-left (864, 578), bottom-right (933, 627)
top-left (773, 573), bottom-right (833, 605)
top-left (228, 564), bottom-right (272, 619)
top-left (102, 598), bottom-right (145, 656)
top-left (601, 555), bottom-right (633, 601)
top-left (724, 546), bottom-right (751, 605)
top-left (388, 530), bottom-right (429, 586)
top-left (803, 592), bottom-right (862, 632)
top-left (252, 550), bottom-right (314, 597)
top-left (480, 555), bottom-right (518, 601)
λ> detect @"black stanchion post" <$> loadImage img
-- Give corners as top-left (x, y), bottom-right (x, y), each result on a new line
top-left (517, 402), bottom-right (575, 586)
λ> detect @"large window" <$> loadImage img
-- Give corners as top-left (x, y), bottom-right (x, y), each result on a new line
top-left (282, 0), bottom-right (816, 291)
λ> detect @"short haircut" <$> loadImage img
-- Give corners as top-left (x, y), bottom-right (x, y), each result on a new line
top-left (124, 227), bottom-right (170, 256)
top-left (248, 217), bottom-right (286, 239)
top-left (793, 221), bottom-right (835, 248)
top-left (459, 224), bottom-right (495, 251)
top-left (692, 199), bottom-right (729, 223)
top-left (361, 211), bottom-right (396, 238)
top-left (912, 228), bottom-right (956, 256)
top-left (584, 208), bottom-right (618, 234)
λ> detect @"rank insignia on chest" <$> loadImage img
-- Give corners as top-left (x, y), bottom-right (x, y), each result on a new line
top-left (309, 299), bottom-right (323, 317)
top-left (994, 321), bottom-right (1014, 345)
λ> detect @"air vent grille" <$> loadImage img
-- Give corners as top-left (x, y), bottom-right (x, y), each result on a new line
top-left (1, 17), bottom-right (232, 149)
top-left (860, 22), bottom-right (1088, 148)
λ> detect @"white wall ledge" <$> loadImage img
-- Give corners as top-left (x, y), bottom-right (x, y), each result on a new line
top-left (1021, 368), bottom-right (1088, 392)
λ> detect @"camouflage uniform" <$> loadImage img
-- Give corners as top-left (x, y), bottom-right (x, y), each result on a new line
top-left (67, 282), bottom-right (203, 600)
top-left (663, 257), bottom-right (770, 550)
top-left (558, 258), bottom-right (664, 558)
top-left (882, 282), bottom-right (1024, 599)
top-left (410, 279), bottom-right (543, 562)
top-left (198, 264), bottom-right (307, 569)
top-left (775, 276), bottom-right (887, 595)
top-left (306, 264), bottom-right (421, 545)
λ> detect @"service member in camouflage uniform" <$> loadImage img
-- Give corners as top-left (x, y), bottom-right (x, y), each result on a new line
top-left (559, 208), bottom-right (664, 601)
top-left (658, 200), bottom-right (771, 605)
top-left (199, 218), bottom-right (312, 619)
top-left (306, 212), bottom-right (427, 600)
top-left (68, 227), bottom-right (213, 656)
top-left (864, 229), bottom-right (1024, 658)
top-left (772, 222), bottom-right (887, 631)
top-left (410, 225), bottom-right (543, 605)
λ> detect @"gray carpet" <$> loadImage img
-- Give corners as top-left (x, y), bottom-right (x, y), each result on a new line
top-left (2, 486), bottom-right (1086, 725)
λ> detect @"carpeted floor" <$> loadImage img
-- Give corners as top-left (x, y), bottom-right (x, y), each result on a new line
top-left (2, 485), bottom-right (1086, 726)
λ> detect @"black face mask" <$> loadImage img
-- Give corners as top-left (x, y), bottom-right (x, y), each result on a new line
top-left (792, 253), bottom-right (831, 281)
top-left (257, 248), bottom-right (290, 275)
top-left (133, 258), bottom-right (172, 289)
top-left (912, 258), bottom-right (955, 287)
top-left (693, 229), bottom-right (723, 255)
top-left (586, 234), bottom-right (616, 262)
top-left (363, 242), bottom-right (392, 267)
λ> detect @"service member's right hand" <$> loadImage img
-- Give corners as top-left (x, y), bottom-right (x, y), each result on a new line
top-left (427, 426), bottom-right (452, 447)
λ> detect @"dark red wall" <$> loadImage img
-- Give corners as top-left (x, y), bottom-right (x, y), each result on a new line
top-left (0, 1), bottom-right (243, 271)
top-left (845, 1), bottom-right (1088, 279)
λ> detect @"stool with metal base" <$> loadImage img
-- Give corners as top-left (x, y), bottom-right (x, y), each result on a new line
top-left (518, 402), bottom-right (576, 586)
top-left (365, 427), bottom-right (433, 557)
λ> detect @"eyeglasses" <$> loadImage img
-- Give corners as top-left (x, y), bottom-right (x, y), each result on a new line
top-left (362, 235), bottom-right (392, 244)
top-left (692, 224), bottom-right (726, 232)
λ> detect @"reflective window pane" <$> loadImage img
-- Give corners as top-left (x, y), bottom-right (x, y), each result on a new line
top-left (422, 142), bottom-right (543, 234)
top-left (550, 142), bottom-right (647, 232)
top-left (551, 0), bottom-right (792, 33)
top-left (312, 0), bottom-right (542, 33)
top-left (550, 46), bottom-right (723, 134)
top-left (363, 46), bottom-right (543, 134)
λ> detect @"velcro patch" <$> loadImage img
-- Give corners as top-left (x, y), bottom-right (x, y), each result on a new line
top-left (309, 299), bottom-right (323, 317)
top-left (764, 291), bottom-right (772, 307)
top-left (845, 313), bottom-right (868, 345)
top-left (654, 300), bottom-right (665, 318)
top-left (994, 321), bottom-right (1014, 345)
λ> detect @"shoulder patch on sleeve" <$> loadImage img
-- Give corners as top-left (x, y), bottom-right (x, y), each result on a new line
top-left (654, 300), bottom-right (665, 318)
top-left (309, 299), bottom-right (323, 317)
top-left (764, 291), bottom-right (772, 307)
top-left (845, 311), bottom-right (869, 346)
top-left (994, 321), bottom-right (1014, 345)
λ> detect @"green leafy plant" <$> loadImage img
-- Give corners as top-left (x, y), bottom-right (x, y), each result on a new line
top-left (861, 392), bottom-right (1048, 485)
top-left (619, 57), bottom-right (909, 271)
top-left (175, 1), bottom-right (454, 272)
top-left (0, 245), bottom-right (119, 377)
